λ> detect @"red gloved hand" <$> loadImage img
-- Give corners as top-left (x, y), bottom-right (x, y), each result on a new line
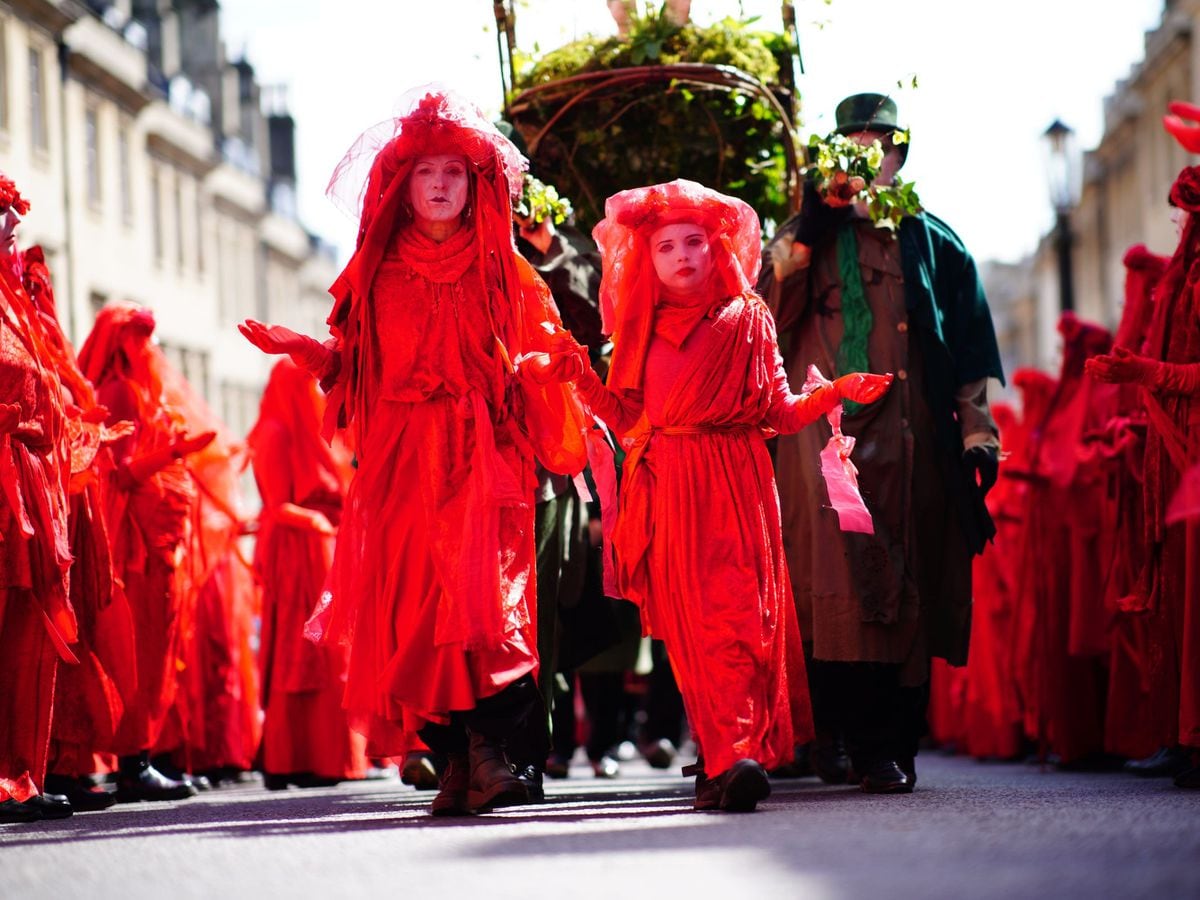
top-left (174, 430), bottom-right (217, 458)
top-left (517, 351), bottom-right (585, 385)
top-left (1086, 346), bottom-right (1158, 385)
top-left (0, 402), bottom-right (21, 434)
top-left (238, 319), bottom-right (334, 379)
top-left (274, 502), bottom-right (335, 535)
top-left (120, 430), bottom-right (216, 486)
top-left (1164, 100), bottom-right (1200, 153)
top-left (833, 372), bottom-right (894, 405)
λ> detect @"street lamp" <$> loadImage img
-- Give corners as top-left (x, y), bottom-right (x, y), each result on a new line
top-left (1043, 118), bottom-right (1080, 313)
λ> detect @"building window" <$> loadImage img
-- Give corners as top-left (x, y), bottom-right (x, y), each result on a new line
top-left (151, 166), bottom-right (163, 263)
top-left (88, 290), bottom-right (108, 321)
top-left (118, 122), bottom-right (132, 224)
top-left (85, 106), bottom-right (101, 208)
top-left (195, 177), bottom-right (204, 274)
top-left (174, 173), bottom-right (184, 271)
top-left (28, 45), bottom-right (47, 152)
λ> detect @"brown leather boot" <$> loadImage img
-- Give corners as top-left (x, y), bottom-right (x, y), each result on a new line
top-left (430, 754), bottom-right (471, 816)
top-left (466, 733), bottom-right (528, 812)
top-left (717, 759), bottom-right (771, 812)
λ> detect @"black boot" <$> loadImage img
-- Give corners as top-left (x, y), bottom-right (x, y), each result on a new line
top-left (1124, 746), bottom-right (1192, 778)
top-left (401, 753), bottom-right (440, 791)
top-left (683, 760), bottom-right (721, 811)
top-left (116, 752), bottom-right (197, 803)
top-left (21, 793), bottom-right (73, 819)
top-left (44, 774), bottom-right (115, 812)
top-left (466, 732), bottom-right (528, 812)
top-left (859, 760), bottom-right (911, 794)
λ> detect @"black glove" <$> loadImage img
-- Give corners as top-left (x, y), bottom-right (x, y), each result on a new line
top-left (963, 445), bottom-right (999, 497)
top-left (789, 179), bottom-right (853, 248)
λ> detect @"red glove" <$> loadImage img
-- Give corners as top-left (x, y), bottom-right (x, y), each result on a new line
top-left (273, 502), bottom-right (335, 535)
top-left (1164, 100), bottom-right (1200, 153)
top-left (120, 430), bottom-right (216, 486)
top-left (1087, 346), bottom-right (1200, 395)
top-left (517, 350), bottom-right (585, 385)
top-left (833, 372), bottom-right (894, 404)
top-left (238, 319), bottom-right (335, 380)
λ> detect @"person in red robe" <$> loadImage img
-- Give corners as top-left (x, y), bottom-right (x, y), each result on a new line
top-left (77, 303), bottom-right (214, 802)
top-left (0, 176), bottom-right (76, 822)
top-left (240, 88), bottom-right (588, 816)
top-left (249, 358), bottom-right (367, 788)
top-left (1088, 163), bottom-right (1200, 790)
top-left (1011, 313), bottom-right (1114, 766)
top-left (153, 355), bottom-right (260, 786)
top-left (21, 245), bottom-right (132, 811)
top-left (545, 179), bottom-right (889, 811)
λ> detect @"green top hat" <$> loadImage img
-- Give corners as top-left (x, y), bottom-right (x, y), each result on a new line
top-left (834, 93), bottom-right (904, 136)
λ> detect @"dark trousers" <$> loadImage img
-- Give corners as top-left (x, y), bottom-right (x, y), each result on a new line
top-left (807, 660), bottom-right (929, 771)
top-left (418, 674), bottom-right (544, 761)
top-left (643, 640), bottom-right (686, 746)
top-left (550, 671), bottom-right (626, 762)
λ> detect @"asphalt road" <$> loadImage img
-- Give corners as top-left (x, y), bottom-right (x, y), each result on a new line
top-left (3, 753), bottom-right (1197, 900)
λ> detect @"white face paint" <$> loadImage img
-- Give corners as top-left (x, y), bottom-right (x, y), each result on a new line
top-left (409, 154), bottom-right (469, 224)
top-left (649, 222), bottom-right (712, 293)
top-left (0, 208), bottom-right (20, 259)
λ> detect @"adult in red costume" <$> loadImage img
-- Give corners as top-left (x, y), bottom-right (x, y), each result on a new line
top-left (552, 179), bottom-right (889, 811)
top-left (154, 357), bottom-right (260, 785)
top-left (77, 302), bottom-right (214, 802)
top-left (1011, 313), bottom-right (1114, 766)
top-left (0, 177), bottom-right (76, 822)
top-left (249, 359), bottom-right (367, 787)
top-left (240, 87), bottom-right (588, 815)
top-left (22, 245), bottom-right (130, 812)
top-left (1088, 163), bottom-right (1200, 789)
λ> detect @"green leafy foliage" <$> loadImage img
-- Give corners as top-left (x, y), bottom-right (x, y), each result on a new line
top-left (509, 4), bottom-right (798, 231)
top-left (515, 174), bottom-right (574, 225)
top-left (804, 130), bottom-right (923, 232)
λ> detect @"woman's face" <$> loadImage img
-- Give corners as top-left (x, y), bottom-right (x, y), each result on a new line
top-left (649, 222), bottom-right (712, 293)
top-left (409, 154), bottom-right (469, 223)
top-left (1171, 205), bottom-right (1189, 240)
top-left (0, 208), bottom-right (20, 259)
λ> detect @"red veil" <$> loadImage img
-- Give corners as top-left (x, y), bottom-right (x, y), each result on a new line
top-left (322, 86), bottom-right (587, 477)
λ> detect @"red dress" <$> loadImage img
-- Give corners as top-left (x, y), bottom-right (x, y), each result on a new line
top-left (320, 224), bottom-right (585, 753)
top-left (251, 359), bottom-right (366, 779)
top-left (0, 267), bottom-right (74, 802)
top-left (577, 293), bottom-right (815, 776)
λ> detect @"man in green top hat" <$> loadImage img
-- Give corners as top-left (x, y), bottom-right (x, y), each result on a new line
top-left (758, 92), bottom-right (1004, 794)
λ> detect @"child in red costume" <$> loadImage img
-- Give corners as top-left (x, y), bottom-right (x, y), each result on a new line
top-left (77, 303), bottom-right (214, 802)
top-left (0, 177), bottom-right (77, 823)
top-left (1088, 161), bottom-right (1200, 789)
top-left (545, 180), bottom-right (890, 811)
top-left (241, 88), bottom-right (588, 815)
top-left (249, 359), bottom-right (367, 788)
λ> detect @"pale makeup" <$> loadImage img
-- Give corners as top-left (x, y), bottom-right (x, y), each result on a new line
top-left (409, 154), bottom-right (469, 236)
top-left (649, 222), bottom-right (713, 293)
top-left (0, 208), bottom-right (19, 258)
top-left (1171, 205), bottom-right (1188, 239)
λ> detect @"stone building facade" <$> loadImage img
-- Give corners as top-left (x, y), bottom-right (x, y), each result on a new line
top-left (0, 0), bottom-right (336, 437)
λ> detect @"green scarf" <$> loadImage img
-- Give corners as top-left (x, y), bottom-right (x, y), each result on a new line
top-left (835, 225), bottom-right (872, 415)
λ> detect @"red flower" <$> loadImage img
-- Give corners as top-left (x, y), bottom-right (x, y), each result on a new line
top-left (0, 176), bottom-right (30, 216)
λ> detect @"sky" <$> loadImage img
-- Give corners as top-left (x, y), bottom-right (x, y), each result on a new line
top-left (219, 0), bottom-right (1167, 265)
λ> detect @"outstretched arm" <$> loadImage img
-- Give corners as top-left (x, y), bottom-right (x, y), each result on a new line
top-left (1086, 346), bottom-right (1200, 396)
top-left (765, 345), bottom-right (892, 434)
top-left (238, 319), bottom-right (338, 382)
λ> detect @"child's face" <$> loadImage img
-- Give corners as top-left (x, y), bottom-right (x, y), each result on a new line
top-left (649, 222), bottom-right (712, 294)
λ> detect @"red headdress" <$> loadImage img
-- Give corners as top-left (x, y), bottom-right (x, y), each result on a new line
top-left (591, 179), bottom-right (761, 398)
top-left (0, 174), bottom-right (30, 216)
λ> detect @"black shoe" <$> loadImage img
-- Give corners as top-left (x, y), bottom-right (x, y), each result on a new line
top-left (22, 793), bottom-right (73, 819)
top-left (544, 754), bottom-right (571, 779)
top-left (717, 760), bottom-right (771, 812)
top-left (640, 739), bottom-right (678, 770)
top-left (401, 754), bottom-right (439, 791)
top-left (589, 755), bottom-right (620, 779)
top-left (116, 757), bottom-right (198, 803)
top-left (0, 798), bottom-right (43, 823)
top-left (1174, 764), bottom-right (1200, 790)
top-left (430, 754), bottom-right (471, 817)
top-left (812, 734), bottom-right (853, 785)
top-left (263, 773), bottom-right (292, 791)
top-left (1125, 746), bottom-right (1192, 778)
top-left (898, 756), bottom-right (917, 790)
top-left (859, 761), bottom-right (912, 794)
top-left (513, 764), bottom-right (545, 802)
top-left (44, 774), bottom-right (116, 812)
